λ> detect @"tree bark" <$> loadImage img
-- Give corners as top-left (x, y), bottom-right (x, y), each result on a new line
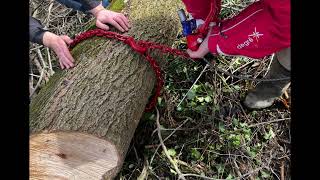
top-left (29, 0), bottom-right (184, 179)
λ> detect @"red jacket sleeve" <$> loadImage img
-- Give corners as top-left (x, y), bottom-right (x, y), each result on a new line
top-left (182, 0), bottom-right (221, 21)
top-left (207, 0), bottom-right (291, 59)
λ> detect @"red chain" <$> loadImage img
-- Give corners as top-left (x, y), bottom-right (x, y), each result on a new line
top-left (69, 29), bottom-right (197, 111)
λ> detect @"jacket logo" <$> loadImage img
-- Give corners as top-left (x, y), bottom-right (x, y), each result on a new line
top-left (237, 27), bottom-right (263, 49)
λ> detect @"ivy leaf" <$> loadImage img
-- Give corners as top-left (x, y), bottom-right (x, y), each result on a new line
top-left (197, 97), bottom-right (204, 102)
top-left (204, 96), bottom-right (212, 102)
top-left (187, 91), bottom-right (196, 99)
top-left (264, 128), bottom-right (275, 140)
top-left (233, 85), bottom-right (241, 91)
top-left (261, 170), bottom-right (270, 178)
top-left (191, 148), bottom-right (201, 160)
top-left (226, 174), bottom-right (234, 179)
top-left (219, 122), bottom-right (225, 132)
top-left (170, 168), bottom-right (177, 175)
top-left (167, 149), bottom-right (176, 157)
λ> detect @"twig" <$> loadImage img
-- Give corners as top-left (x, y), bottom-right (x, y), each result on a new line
top-left (30, 68), bottom-right (34, 84)
top-left (177, 63), bottom-right (210, 108)
top-left (232, 59), bottom-right (255, 73)
top-left (148, 166), bottom-right (161, 180)
top-left (46, 47), bottom-right (54, 75)
top-left (155, 108), bottom-right (220, 180)
top-left (278, 154), bottom-right (290, 160)
top-left (33, 56), bottom-right (43, 74)
top-left (175, 159), bottom-right (202, 174)
top-left (280, 161), bottom-right (285, 180)
top-left (180, 174), bottom-right (215, 180)
top-left (263, 54), bottom-right (274, 77)
top-left (150, 118), bottom-right (190, 165)
top-left (29, 80), bottom-right (34, 96)
top-left (137, 160), bottom-right (149, 180)
top-left (151, 118), bottom-right (190, 136)
top-left (30, 45), bottom-right (43, 51)
top-left (29, 73), bottom-right (41, 78)
top-left (77, 11), bottom-right (83, 24)
top-left (133, 146), bottom-right (140, 164)
top-left (248, 118), bottom-right (290, 128)
top-left (236, 101), bottom-right (251, 122)
top-left (36, 49), bottom-right (50, 82)
top-left (270, 168), bottom-right (281, 180)
top-left (30, 69), bottom-right (45, 97)
top-left (226, 57), bottom-right (241, 71)
top-left (225, 59), bottom-right (254, 81)
top-left (205, 150), bottom-right (251, 159)
top-left (221, 5), bottom-right (242, 12)
top-left (155, 107), bottom-right (186, 180)
top-left (270, 168), bottom-right (280, 180)
top-left (236, 166), bottom-right (266, 180)
top-left (46, 1), bottom-right (54, 27)
top-left (233, 159), bottom-right (243, 177)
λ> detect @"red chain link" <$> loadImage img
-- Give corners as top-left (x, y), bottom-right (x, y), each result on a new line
top-left (69, 29), bottom-right (197, 111)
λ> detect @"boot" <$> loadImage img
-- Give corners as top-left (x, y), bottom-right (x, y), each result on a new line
top-left (243, 51), bottom-right (291, 109)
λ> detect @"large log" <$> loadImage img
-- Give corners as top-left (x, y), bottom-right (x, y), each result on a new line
top-left (29, 0), bottom-right (184, 179)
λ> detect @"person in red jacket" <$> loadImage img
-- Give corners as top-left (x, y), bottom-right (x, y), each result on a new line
top-left (182, 0), bottom-right (290, 109)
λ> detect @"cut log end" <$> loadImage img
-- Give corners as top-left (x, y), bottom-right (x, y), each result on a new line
top-left (30, 132), bottom-right (119, 180)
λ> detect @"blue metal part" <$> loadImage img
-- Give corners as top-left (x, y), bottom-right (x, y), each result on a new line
top-left (102, 0), bottom-right (110, 7)
top-left (181, 19), bottom-right (197, 36)
top-left (177, 9), bottom-right (197, 36)
top-left (178, 9), bottom-right (187, 22)
top-left (189, 19), bottom-right (197, 33)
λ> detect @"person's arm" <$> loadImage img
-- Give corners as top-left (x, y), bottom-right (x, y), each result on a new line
top-left (29, 16), bottom-right (75, 69)
top-left (55, 0), bottom-right (100, 13)
top-left (182, 0), bottom-right (221, 21)
top-left (29, 0), bottom-right (130, 69)
top-left (29, 16), bottom-right (48, 45)
top-left (56, 0), bottom-right (130, 32)
top-left (187, 0), bottom-right (291, 59)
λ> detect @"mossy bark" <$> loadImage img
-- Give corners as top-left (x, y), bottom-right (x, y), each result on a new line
top-left (30, 0), bottom-right (184, 178)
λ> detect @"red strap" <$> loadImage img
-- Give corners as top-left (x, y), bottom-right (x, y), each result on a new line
top-left (69, 29), bottom-right (195, 112)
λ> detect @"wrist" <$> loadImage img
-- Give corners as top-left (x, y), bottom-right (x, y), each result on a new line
top-left (90, 4), bottom-right (105, 17)
top-left (43, 32), bottom-right (58, 48)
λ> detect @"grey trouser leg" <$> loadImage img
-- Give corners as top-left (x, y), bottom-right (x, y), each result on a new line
top-left (243, 47), bottom-right (291, 109)
top-left (276, 47), bottom-right (291, 71)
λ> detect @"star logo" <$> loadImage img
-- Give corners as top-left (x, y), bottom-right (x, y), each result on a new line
top-left (248, 27), bottom-right (263, 42)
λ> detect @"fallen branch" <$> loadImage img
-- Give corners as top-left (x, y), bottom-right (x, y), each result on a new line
top-left (236, 166), bottom-right (266, 180)
top-left (150, 117), bottom-right (190, 165)
top-left (281, 161), bottom-right (285, 180)
top-left (29, 69), bottom-right (45, 97)
top-left (180, 174), bottom-right (216, 180)
top-left (155, 107), bottom-right (186, 180)
top-left (36, 49), bottom-right (49, 82)
top-left (264, 54), bottom-right (274, 77)
top-left (155, 108), bottom-right (221, 180)
top-left (46, 47), bottom-right (54, 75)
top-left (248, 118), bottom-right (290, 128)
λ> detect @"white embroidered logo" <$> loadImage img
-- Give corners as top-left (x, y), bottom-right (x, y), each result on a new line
top-left (237, 27), bottom-right (263, 49)
top-left (248, 27), bottom-right (264, 42)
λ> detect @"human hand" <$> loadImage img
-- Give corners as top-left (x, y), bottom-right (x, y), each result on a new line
top-left (90, 5), bottom-right (131, 32)
top-left (43, 32), bottom-right (75, 69)
top-left (186, 34), bottom-right (210, 59)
